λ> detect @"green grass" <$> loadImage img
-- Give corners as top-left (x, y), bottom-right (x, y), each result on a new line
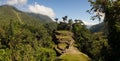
top-left (56, 31), bottom-right (71, 33)
top-left (56, 30), bottom-right (73, 36)
top-left (58, 43), bottom-right (68, 50)
top-left (56, 54), bottom-right (90, 61)
top-left (56, 35), bottom-right (71, 39)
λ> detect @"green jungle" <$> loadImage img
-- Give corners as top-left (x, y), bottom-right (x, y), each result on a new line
top-left (0, 0), bottom-right (120, 61)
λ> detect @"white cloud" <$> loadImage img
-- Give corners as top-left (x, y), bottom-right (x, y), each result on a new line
top-left (82, 21), bottom-right (99, 25)
top-left (7, 0), bottom-right (27, 5)
top-left (28, 2), bottom-right (55, 18)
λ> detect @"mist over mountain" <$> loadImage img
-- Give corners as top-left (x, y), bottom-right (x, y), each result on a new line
top-left (90, 22), bottom-right (105, 32)
top-left (86, 25), bottom-right (92, 29)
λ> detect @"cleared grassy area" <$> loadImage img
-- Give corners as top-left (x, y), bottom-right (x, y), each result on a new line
top-left (58, 43), bottom-right (68, 50)
top-left (56, 54), bottom-right (90, 61)
top-left (56, 35), bottom-right (71, 39)
top-left (56, 30), bottom-right (71, 33)
top-left (56, 30), bottom-right (73, 36)
top-left (55, 35), bottom-right (74, 43)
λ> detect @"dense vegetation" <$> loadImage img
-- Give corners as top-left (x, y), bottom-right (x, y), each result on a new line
top-left (88, 0), bottom-right (120, 61)
top-left (0, 5), bottom-right (56, 61)
top-left (0, 0), bottom-right (120, 60)
top-left (55, 16), bottom-right (109, 61)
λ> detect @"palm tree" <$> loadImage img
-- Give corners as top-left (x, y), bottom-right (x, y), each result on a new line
top-left (62, 16), bottom-right (68, 22)
top-left (68, 19), bottom-right (73, 31)
top-left (68, 19), bottom-right (73, 25)
top-left (64, 16), bottom-right (68, 20)
top-left (77, 20), bottom-right (84, 25)
top-left (74, 19), bottom-right (78, 23)
top-left (55, 18), bottom-right (58, 23)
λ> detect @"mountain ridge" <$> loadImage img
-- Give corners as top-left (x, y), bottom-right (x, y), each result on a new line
top-left (90, 22), bottom-right (105, 32)
top-left (0, 5), bottom-right (53, 24)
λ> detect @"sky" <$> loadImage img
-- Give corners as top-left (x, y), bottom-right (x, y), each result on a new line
top-left (0, 0), bottom-right (101, 25)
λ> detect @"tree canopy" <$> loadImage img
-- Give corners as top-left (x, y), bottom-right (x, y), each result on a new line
top-left (88, 0), bottom-right (120, 61)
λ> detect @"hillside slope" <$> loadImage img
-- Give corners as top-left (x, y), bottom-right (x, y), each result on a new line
top-left (0, 5), bottom-right (56, 61)
top-left (28, 13), bottom-right (53, 23)
top-left (90, 22), bottom-right (105, 32)
top-left (0, 5), bottom-right (53, 26)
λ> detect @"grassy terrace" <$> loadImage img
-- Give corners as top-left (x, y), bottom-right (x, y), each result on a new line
top-left (56, 54), bottom-right (90, 61)
top-left (55, 45), bottom-right (62, 54)
top-left (56, 35), bottom-right (71, 39)
top-left (55, 31), bottom-right (73, 36)
top-left (55, 35), bottom-right (74, 42)
top-left (58, 43), bottom-right (68, 50)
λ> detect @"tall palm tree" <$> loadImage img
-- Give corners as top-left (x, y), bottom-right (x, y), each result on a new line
top-left (55, 18), bottom-right (58, 23)
top-left (74, 19), bottom-right (78, 23)
top-left (68, 19), bottom-right (73, 31)
top-left (62, 16), bottom-right (68, 22)
top-left (78, 20), bottom-right (84, 25)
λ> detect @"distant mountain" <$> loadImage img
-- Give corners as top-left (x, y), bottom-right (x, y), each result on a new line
top-left (86, 25), bottom-right (92, 29)
top-left (0, 5), bottom-right (53, 25)
top-left (90, 22), bottom-right (106, 32)
top-left (28, 13), bottom-right (53, 23)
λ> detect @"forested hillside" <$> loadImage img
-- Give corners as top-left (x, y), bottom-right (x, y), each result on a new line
top-left (0, 5), bottom-right (56, 61)
top-left (0, 0), bottom-right (120, 61)
top-left (0, 5), bottom-right (110, 61)
top-left (88, 0), bottom-right (120, 61)
top-left (0, 5), bottom-right (53, 25)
